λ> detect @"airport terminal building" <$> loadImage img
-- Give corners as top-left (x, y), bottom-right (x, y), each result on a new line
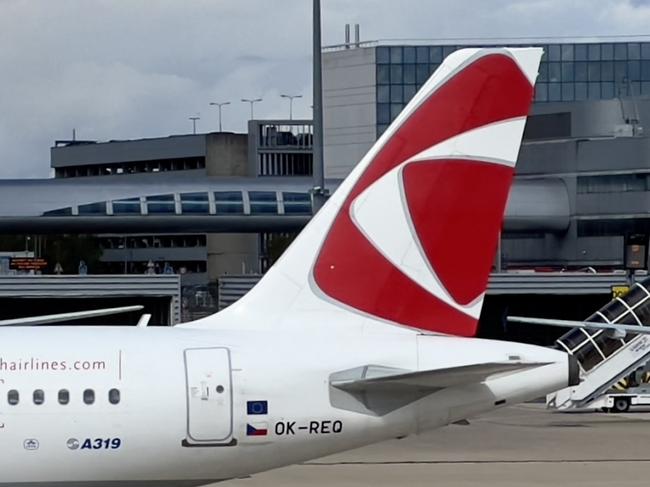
top-left (3, 37), bottom-right (650, 327)
top-left (323, 38), bottom-right (650, 272)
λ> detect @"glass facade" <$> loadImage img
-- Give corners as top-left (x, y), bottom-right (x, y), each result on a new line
top-left (249, 191), bottom-right (278, 215)
top-left (40, 191), bottom-right (316, 217)
top-left (78, 202), bottom-right (107, 215)
top-left (282, 192), bottom-right (312, 215)
top-left (146, 194), bottom-right (175, 214)
top-left (375, 41), bottom-right (650, 135)
top-left (214, 191), bottom-right (244, 214)
top-left (180, 192), bottom-right (210, 214)
top-left (111, 198), bottom-right (141, 215)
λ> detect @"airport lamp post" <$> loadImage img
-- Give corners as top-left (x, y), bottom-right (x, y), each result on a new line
top-left (209, 101), bottom-right (231, 132)
top-left (280, 94), bottom-right (302, 120)
top-left (312, 0), bottom-right (326, 211)
top-left (241, 98), bottom-right (262, 120)
top-left (189, 116), bottom-right (200, 135)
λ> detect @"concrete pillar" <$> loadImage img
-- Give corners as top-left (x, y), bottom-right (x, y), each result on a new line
top-left (207, 233), bottom-right (259, 281)
top-left (205, 133), bottom-right (249, 177)
top-left (205, 133), bottom-right (256, 282)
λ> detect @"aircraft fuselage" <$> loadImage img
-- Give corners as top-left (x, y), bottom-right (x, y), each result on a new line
top-left (0, 326), bottom-right (569, 486)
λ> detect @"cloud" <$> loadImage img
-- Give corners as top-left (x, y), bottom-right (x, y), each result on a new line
top-left (0, 0), bottom-right (648, 177)
top-left (604, 0), bottom-right (650, 28)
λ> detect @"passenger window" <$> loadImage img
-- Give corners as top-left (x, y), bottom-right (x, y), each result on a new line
top-left (7, 390), bottom-right (19, 405)
top-left (83, 389), bottom-right (95, 405)
top-left (33, 389), bottom-right (44, 405)
top-left (108, 388), bottom-right (120, 405)
top-left (58, 389), bottom-right (70, 405)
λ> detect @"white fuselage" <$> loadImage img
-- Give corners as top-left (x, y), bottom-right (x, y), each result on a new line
top-left (0, 326), bottom-right (570, 486)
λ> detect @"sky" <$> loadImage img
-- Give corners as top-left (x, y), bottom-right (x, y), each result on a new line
top-left (2, 0), bottom-right (650, 178)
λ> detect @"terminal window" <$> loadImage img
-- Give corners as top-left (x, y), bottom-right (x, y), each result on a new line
top-left (375, 42), bottom-right (650, 134)
top-left (282, 192), bottom-right (311, 215)
top-left (78, 202), bottom-right (107, 215)
top-left (180, 192), bottom-right (209, 214)
top-left (214, 192), bottom-right (244, 214)
top-left (146, 194), bottom-right (176, 214)
top-left (112, 198), bottom-right (141, 215)
top-left (249, 191), bottom-right (278, 215)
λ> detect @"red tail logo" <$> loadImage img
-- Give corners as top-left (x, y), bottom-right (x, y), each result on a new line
top-left (313, 52), bottom-right (536, 336)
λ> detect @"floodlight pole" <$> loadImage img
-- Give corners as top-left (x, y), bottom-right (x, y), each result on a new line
top-left (280, 94), bottom-right (302, 120)
top-left (209, 101), bottom-right (231, 132)
top-left (241, 98), bottom-right (263, 120)
top-left (189, 116), bottom-right (200, 134)
top-left (312, 0), bottom-right (326, 211)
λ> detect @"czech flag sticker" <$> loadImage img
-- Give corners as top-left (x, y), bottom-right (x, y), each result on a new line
top-left (246, 422), bottom-right (268, 437)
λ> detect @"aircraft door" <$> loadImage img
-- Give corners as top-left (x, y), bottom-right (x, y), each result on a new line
top-left (183, 347), bottom-right (234, 446)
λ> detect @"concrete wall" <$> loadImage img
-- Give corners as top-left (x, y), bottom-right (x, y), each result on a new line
top-left (323, 47), bottom-right (377, 179)
top-left (205, 133), bottom-right (249, 177)
top-left (531, 97), bottom-right (650, 139)
top-left (519, 134), bottom-right (650, 176)
top-left (502, 232), bottom-right (626, 268)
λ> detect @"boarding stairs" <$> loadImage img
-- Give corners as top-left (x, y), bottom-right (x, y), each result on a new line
top-left (547, 276), bottom-right (650, 410)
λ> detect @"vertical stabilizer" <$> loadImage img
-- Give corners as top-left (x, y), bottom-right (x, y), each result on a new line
top-left (190, 48), bottom-right (542, 335)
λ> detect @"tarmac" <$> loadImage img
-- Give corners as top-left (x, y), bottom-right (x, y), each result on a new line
top-left (220, 403), bottom-right (650, 487)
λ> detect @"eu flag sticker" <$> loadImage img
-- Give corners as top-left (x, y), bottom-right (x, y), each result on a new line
top-left (247, 400), bottom-right (268, 415)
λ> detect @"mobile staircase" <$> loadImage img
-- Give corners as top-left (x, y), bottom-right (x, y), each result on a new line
top-left (547, 276), bottom-right (650, 410)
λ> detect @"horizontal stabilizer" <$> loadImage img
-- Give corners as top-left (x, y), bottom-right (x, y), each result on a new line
top-left (509, 315), bottom-right (650, 339)
top-left (0, 305), bottom-right (144, 326)
top-left (330, 361), bottom-right (549, 416)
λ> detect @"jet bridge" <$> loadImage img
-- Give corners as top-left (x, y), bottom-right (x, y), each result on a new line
top-left (547, 277), bottom-right (650, 410)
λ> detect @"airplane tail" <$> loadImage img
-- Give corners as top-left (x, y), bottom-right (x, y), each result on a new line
top-left (190, 47), bottom-right (542, 336)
